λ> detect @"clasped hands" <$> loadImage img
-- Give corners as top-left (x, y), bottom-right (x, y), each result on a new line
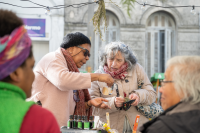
top-left (114, 93), bottom-right (140, 108)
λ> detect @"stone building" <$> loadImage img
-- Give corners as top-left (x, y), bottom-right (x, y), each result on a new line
top-left (64, 0), bottom-right (200, 77)
top-left (0, 0), bottom-right (65, 65)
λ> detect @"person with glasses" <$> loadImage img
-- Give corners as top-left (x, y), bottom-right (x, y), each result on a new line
top-left (89, 42), bottom-right (156, 133)
top-left (28, 32), bottom-right (114, 127)
top-left (139, 56), bottom-right (200, 133)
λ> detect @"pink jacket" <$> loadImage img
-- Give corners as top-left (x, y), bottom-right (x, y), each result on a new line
top-left (28, 48), bottom-right (91, 127)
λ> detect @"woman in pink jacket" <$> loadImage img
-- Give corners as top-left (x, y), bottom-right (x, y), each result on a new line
top-left (29, 32), bottom-right (114, 127)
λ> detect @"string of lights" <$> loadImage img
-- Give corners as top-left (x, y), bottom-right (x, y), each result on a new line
top-left (136, 1), bottom-right (200, 8)
top-left (0, 0), bottom-right (99, 15)
top-left (0, 1), bottom-right (99, 9)
top-left (0, 0), bottom-right (199, 15)
top-left (0, 1), bottom-right (45, 8)
top-left (136, 1), bottom-right (200, 15)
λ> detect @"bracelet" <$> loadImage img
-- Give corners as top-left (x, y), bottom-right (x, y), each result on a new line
top-left (87, 101), bottom-right (92, 108)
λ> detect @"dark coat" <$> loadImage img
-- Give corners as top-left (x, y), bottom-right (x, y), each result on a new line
top-left (139, 102), bottom-right (200, 133)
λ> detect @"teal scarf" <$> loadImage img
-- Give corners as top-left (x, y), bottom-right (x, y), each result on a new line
top-left (0, 82), bottom-right (35, 133)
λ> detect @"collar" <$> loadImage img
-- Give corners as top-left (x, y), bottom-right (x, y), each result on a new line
top-left (127, 69), bottom-right (133, 77)
top-left (166, 101), bottom-right (200, 115)
top-left (127, 63), bottom-right (138, 77)
top-left (56, 47), bottom-right (67, 63)
top-left (0, 82), bottom-right (26, 100)
top-left (56, 47), bottom-right (62, 54)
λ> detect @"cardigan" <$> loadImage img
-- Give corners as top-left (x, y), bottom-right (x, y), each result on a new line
top-left (28, 48), bottom-right (91, 127)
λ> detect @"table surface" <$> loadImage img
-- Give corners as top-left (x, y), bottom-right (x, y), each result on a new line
top-left (60, 127), bottom-right (102, 133)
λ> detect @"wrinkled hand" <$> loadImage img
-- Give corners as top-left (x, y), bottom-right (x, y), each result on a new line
top-left (129, 93), bottom-right (140, 106)
top-left (88, 98), bottom-right (111, 109)
top-left (114, 97), bottom-right (125, 108)
top-left (98, 74), bottom-right (114, 87)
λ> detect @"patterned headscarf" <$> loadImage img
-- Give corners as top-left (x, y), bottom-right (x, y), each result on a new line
top-left (0, 26), bottom-right (32, 80)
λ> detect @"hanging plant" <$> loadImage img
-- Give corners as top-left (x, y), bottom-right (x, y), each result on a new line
top-left (92, 0), bottom-right (119, 40)
top-left (92, 0), bottom-right (107, 40)
top-left (121, 0), bottom-right (136, 17)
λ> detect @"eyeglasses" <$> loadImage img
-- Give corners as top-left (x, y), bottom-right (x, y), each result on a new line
top-left (160, 80), bottom-right (174, 87)
top-left (76, 46), bottom-right (91, 58)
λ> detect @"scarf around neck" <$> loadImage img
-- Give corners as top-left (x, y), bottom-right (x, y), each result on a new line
top-left (61, 48), bottom-right (92, 119)
top-left (104, 62), bottom-right (128, 80)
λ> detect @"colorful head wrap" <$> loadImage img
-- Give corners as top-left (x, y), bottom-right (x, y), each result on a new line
top-left (0, 26), bottom-right (32, 80)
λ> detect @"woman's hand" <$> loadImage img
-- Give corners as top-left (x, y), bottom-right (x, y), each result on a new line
top-left (88, 98), bottom-right (111, 109)
top-left (91, 73), bottom-right (114, 87)
top-left (129, 93), bottom-right (140, 106)
top-left (114, 97), bottom-right (125, 108)
top-left (98, 74), bottom-right (114, 87)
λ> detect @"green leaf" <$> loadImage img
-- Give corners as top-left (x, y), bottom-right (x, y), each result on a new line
top-left (92, 0), bottom-right (119, 40)
top-left (121, 0), bottom-right (136, 17)
top-left (92, 0), bottom-right (107, 40)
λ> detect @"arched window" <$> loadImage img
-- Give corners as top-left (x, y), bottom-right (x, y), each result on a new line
top-left (94, 11), bottom-right (120, 70)
top-left (146, 11), bottom-right (175, 77)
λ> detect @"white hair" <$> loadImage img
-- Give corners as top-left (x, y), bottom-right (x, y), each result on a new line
top-left (167, 56), bottom-right (200, 104)
top-left (99, 42), bottom-right (137, 70)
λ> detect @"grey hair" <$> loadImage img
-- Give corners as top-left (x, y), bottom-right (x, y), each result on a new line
top-left (99, 42), bottom-right (137, 70)
top-left (167, 56), bottom-right (200, 104)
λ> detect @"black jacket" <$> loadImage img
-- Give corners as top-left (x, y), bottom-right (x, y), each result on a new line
top-left (139, 102), bottom-right (200, 133)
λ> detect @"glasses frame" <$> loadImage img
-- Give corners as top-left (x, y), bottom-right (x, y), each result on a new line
top-left (76, 46), bottom-right (91, 58)
top-left (160, 80), bottom-right (174, 87)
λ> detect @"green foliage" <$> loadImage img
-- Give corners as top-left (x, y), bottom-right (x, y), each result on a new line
top-left (92, 0), bottom-right (118, 40)
top-left (121, 0), bottom-right (135, 17)
top-left (92, 0), bottom-right (107, 40)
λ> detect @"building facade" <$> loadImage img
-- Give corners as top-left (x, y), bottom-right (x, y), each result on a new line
top-left (65, 0), bottom-right (200, 77)
top-left (0, 0), bottom-right (65, 65)
top-left (1, 0), bottom-right (200, 77)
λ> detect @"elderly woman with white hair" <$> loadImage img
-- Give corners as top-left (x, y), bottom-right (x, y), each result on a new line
top-left (89, 42), bottom-right (156, 133)
top-left (139, 56), bottom-right (200, 133)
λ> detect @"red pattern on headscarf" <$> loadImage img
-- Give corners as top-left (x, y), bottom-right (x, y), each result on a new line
top-left (61, 48), bottom-right (92, 120)
top-left (104, 62), bottom-right (128, 79)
